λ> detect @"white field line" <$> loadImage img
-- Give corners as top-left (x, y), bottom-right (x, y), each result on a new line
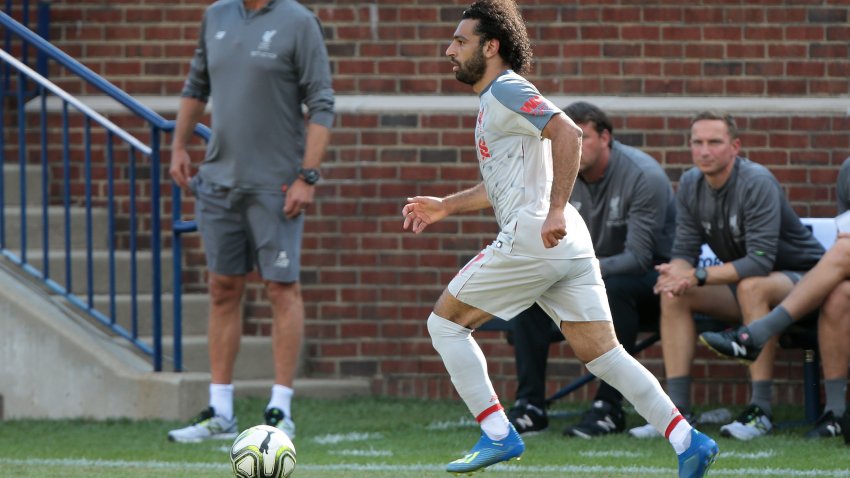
top-left (311, 432), bottom-right (383, 445)
top-left (578, 450), bottom-right (644, 458)
top-left (721, 451), bottom-right (776, 459)
top-left (328, 449), bottom-right (393, 457)
top-left (0, 458), bottom-right (848, 477)
top-left (425, 417), bottom-right (477, 430)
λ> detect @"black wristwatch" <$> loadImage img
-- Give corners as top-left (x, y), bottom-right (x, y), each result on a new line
top-left (297, 167), bottom-right (321, 185)
top-left (695, 267), bottom-right (708, 287)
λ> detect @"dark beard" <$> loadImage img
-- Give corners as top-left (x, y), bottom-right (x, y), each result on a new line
top-left (454, 49), bottom-right (486, 85)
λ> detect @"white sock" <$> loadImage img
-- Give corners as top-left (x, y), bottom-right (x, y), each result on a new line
top-left (267, 384), bottom-right (294, 418)
top-left (210, 383), bottom-right (234, 420)
top-left (585, 345), bottom-right (692, 450)
top-left (668, 419), bottom-right (693, 454)
top-left (426, 312), bottom-right (507, 439)
top-left (480, 411), bottom-right (510, 440)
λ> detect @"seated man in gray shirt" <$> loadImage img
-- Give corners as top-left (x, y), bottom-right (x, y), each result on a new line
top-left (700, 155), bottom-right (850, 442)
top-left (645, 111), bottom-right (825, 441)
top-left (507, 102), bottom-right (676, 437)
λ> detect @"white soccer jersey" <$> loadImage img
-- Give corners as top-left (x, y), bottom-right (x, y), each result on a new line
top-left (475, 71), bottom-right (594, 260)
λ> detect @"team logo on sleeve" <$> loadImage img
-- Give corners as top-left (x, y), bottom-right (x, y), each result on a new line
top-left (520, 95), bottom-right (548, 116)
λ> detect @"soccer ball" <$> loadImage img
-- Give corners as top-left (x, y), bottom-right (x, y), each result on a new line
top-left (230, 425), bottom-right (296, 478)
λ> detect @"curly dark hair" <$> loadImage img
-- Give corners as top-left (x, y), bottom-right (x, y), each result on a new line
top-left (462, 0), bottom-right (532, 74)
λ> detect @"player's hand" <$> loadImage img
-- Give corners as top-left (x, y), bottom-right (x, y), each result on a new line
top-left (169, 147), bottom-right (193, 194)
top-left (653, 262), bottom-right (693, 298)
top-left (403, 196), bottom-right (447, 234)
top-left (541, 210), bottom-right (567, 248)
top-left (283, 179), bottom-right (315, 219)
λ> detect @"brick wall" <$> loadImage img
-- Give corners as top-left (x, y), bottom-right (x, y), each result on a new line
top-left (35, 0), bottom-right (850, 97)
top-left (4, 0), bottom-right (850, 408)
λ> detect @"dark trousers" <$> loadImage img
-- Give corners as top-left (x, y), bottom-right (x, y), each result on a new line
top-left (512, 271), bottom-right (660, 408)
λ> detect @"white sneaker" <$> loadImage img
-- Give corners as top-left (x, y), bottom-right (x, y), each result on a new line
top-left (698, 407), bottom-right (732, 424)
top-left (720, 404), bottom-right (772, 440)
top-left (168, 407), bottom-right (239, 443)
top-left (628, 411), bottom-right (696, 439)
top-left (628, 422), bottom-right (661, 439)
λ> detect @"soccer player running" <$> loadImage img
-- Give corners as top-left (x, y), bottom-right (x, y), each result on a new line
top-left (402, 1), bottom-right (718, 475)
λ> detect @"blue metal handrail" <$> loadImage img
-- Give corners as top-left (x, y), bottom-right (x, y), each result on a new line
top-left (0, 9), bottom-right (206, 372)
top-left (2, 0), bottom-right (49, 100)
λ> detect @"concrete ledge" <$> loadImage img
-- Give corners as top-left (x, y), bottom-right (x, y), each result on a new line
top-left (29, 95), bottom-right (850, 116)
top-left (0, 258), bottom-right (203, 420)
top-left (0, 260), bottom-right (371, 421)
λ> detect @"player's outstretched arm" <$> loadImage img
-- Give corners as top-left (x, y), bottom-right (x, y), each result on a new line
top-left (403, 183), bottom-right (490, 234)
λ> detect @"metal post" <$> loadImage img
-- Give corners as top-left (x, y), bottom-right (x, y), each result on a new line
top-left (803, 349), bottom-right (821, 424)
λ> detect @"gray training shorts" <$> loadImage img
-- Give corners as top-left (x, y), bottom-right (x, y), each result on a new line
top-left (191, 176), bottom-right (303, 283)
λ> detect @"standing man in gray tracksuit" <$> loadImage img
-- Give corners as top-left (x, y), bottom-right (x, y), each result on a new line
top-left (647, 111), bottom-right (823, 441)
top-left (507, 102), bottom-right (677, 437)
top-left (167, 0), bottom-right (335, 443)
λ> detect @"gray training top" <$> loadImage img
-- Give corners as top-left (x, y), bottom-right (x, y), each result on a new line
top-left (182, 0), bottom-right (335, 191)
top-left (839, 157), bottom-right (850, 214)
top-left (569, 140), bottom-right (675, 277)
top-left (672, 157), bottom-right (824, 277)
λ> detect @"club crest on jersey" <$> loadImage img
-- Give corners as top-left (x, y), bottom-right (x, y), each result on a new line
top-left (609, 196), bottom-right (621, 219)
top-left (251, 30), bottom-right (278, 59)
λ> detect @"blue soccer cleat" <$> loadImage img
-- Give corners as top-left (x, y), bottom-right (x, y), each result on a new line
top-left (446, 423), bottom-right (525, 474)
top-left (678, 429), bottom-right (719, 478)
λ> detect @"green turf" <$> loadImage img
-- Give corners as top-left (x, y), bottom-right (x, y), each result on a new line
top-left (0, 397), bottom-right (847, 478)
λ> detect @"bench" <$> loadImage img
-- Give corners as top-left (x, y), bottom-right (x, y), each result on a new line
top-left (480, 217), bottom-right (836, 422)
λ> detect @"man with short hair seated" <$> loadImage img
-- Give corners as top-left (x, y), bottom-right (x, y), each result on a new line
top-left (645, 111), bottom-right (825, 441)
top-left (700, 156), bottom-right (850, 442)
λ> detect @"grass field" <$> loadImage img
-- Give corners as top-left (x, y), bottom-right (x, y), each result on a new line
top-left (0, 397), bottom-right (848, 478)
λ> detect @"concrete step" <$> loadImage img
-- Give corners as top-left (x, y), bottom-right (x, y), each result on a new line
top-left (2, 164), bottom-right (43, 207)
top-left (2, 206), bottom-right (109, 250)
top-left (92, 292), bottom-right (209, 337)
top-left (1, 265), bottom-right (371, 420)
top-left (14, 249), bottom-right (173, 294)
top-left (162, 335), bottom-right (306, 380)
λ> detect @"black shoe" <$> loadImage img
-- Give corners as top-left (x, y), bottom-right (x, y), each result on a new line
top-left (507, 400), bottom-right (548, 434)
top-left (563, 400), bottom-right (625, 439)
top-left (264, 407), bottom-right (296, 438)
top-left (805, 411), bottom-right (843, 439)
top-left (699, 326), bottom-right (762, 364)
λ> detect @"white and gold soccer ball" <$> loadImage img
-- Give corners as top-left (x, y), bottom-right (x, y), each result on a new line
top-left (230, 425), bottom-right (296, 478)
